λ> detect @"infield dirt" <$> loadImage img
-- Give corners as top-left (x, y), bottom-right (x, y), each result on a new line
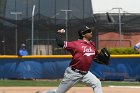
top-left (0, 86), bottom-right (140, 93)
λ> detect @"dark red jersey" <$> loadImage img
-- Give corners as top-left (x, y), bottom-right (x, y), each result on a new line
top-left (64, 40), bottom-right (98, 71)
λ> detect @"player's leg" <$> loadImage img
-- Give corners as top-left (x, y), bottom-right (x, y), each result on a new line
top-left (81, 71), bottom-right (103, 93)
top-left (55, 67), bottom-right (81, 93)
top-left (41, 67), bottom-right (81, 93)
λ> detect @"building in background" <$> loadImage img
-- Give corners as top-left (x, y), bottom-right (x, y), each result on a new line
top-left (94, 13), bottom-right (140, 49)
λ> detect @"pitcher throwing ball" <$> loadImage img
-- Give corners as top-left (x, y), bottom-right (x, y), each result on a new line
top-left (37, 26), bottom-right (110, 93)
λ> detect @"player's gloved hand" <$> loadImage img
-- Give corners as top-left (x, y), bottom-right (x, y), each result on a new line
top-left (94, 48), bottom-right (110, 65)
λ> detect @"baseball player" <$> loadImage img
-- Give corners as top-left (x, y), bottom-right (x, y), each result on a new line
top-left (36, 26), bottom-right (110, 93)
top-left (18, 43), bottom-right (28, 56)
top-left (134, 41), bottom-right (140, 53)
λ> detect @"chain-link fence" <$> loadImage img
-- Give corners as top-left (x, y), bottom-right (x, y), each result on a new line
top-left (0, 0), bottom-right (140, 55)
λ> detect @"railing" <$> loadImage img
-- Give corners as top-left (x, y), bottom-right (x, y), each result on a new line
top-left (99, 40), bottom-right (131, 49)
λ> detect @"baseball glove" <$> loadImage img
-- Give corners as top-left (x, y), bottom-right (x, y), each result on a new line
top-left (94, 48), bottom-right (110, 65)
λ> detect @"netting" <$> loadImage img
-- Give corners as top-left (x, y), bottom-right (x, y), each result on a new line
top-left (0, 0), bottom-right (140, 55)
top-left (0, 0), bottom-right (95, 55)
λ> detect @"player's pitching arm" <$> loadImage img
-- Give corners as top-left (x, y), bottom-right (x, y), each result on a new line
top-left (56, 29), bottom-right (65, 47)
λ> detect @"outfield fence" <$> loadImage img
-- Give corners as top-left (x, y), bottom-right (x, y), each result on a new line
top-left (0, 55), bottom-right (140, 81)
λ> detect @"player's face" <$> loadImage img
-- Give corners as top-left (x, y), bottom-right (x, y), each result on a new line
top-left (84, 32), bottom-right (93, 40)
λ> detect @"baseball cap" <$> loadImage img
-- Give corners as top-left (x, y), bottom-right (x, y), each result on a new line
top-left (78, 26), bottom-right (92, 37)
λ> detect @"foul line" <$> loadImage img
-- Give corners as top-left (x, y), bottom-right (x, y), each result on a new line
top-left (109, 86), bottom-right (140, 89)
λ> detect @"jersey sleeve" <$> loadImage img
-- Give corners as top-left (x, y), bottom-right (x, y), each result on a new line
top-left (56, 32), bottom-right (64, 47)
top-left (63, 41), bottom-right (75, 51)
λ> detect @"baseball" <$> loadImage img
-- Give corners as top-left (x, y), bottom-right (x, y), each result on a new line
top-left (58, 29), bottom-right (65, 33)
top-left (57, 29), bottom-right (65, 33)
top-left (61, 29), bottom-right (65, 33)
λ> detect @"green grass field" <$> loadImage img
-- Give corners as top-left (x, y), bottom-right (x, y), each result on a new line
top-left (0, 80), bottom-right (140, 87)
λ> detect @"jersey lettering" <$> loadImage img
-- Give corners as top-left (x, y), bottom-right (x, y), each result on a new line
top-left (82, 46), bottom-right (95, 56)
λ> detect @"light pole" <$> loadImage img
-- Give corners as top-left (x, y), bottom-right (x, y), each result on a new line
top-left (31, 4), bottom-right (36, 55)
top-left (10, 12), bottom-right (22, 55)
top-left (112, 8), bottom-right (123, 47)
top-left (60, 10), bottom-right (72, 41)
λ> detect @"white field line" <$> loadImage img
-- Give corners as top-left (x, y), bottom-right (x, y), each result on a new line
top-left (109, 86), bottom-right (140, 89)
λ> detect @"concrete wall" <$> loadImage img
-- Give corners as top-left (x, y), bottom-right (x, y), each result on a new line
top-left (98, 32), bottom-right (140, 49)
